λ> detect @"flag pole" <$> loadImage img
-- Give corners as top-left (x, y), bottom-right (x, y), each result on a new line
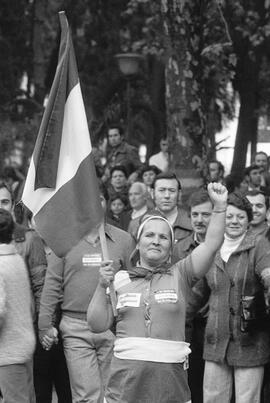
top-left (99, 222), bottom-right (118, 317)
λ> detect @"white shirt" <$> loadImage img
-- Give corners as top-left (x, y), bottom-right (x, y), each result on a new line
top-left (131, 205), bottom-right (148, 220)
top-left (220, 233), bottom-right (246, 263)
top-left (149, 152), bottom-right (169, 172)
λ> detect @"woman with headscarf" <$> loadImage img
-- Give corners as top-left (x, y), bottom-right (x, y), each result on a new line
top-left (202, 191), bottom-right (270, 403)
top-left (87, 183), bottom-right (227, 403)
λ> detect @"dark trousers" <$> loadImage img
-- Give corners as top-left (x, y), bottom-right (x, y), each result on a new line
top-left (33, 338), bottom-right (72, 403)
top-left (187, 317), bottom-right (206, 403)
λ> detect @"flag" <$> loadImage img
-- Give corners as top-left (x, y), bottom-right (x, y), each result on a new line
top-left (22, 11), bottom-right (103, 257)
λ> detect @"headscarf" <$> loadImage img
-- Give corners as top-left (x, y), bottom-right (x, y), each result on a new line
top-left (137, 215), bottom-right (174, 243)
top-left (129, 215), bottom-right (174, 275)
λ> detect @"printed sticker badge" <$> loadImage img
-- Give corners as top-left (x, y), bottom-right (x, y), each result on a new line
top-left (154, 289), bottom-right (178, 303)
top-left (82, 254), bottom-right (102, 266)
top-left (116, 293), bottom-right (141, 309)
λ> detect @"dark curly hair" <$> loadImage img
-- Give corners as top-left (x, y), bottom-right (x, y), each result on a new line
top-left (227, 191), bottom-right (253, 222)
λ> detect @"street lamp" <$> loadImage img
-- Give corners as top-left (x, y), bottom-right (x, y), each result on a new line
top-left (115, 53), bottom-right (143, 142)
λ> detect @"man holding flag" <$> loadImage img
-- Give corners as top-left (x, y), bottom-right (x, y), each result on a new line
top-left (22, 11), bottom-right (135, 402)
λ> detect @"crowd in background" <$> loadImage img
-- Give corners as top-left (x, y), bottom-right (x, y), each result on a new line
top-left (1, 124), bottom-right (270, 402)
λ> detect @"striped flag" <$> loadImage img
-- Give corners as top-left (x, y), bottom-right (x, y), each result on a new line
top-left (22, 11), bottom-right (103, 257)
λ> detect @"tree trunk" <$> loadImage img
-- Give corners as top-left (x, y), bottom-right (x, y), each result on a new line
top-left (161, 0), bottom-right (205, 192)
top-left (231, 58), bottom-right (260, 174)
top-left (148, 56), bottom-right (166, 155)
top-left (231, 96), bottom-right (258, 173)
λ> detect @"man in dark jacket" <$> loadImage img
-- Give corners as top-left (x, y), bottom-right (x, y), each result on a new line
top-left (173, 189), bottom-right (213, 403)
top-left (103, 124), bottom-right (141, 183)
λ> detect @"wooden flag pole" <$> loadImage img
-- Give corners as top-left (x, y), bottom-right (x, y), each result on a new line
top-left (99, 222), bottom-right (118, 317)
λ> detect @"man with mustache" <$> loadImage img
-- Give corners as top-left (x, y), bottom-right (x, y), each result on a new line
top-left (173, 189), bottom-right (213, 403)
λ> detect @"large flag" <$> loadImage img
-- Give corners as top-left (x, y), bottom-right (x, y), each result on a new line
top-left (22, 11), bottom-right (104, 257)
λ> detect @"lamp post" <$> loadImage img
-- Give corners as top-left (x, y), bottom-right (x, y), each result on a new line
top-left (115, 53), bottom-right (142, 142)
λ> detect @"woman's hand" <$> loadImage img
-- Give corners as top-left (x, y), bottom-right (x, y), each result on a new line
top-left (99, 260), bottom-right (115, 288)
top-left (207, 182), bottom-right (228, 210)
top-left (41, 327), bottom-right (58, 351)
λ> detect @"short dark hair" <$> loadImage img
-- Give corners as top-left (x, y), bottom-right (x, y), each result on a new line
top-left (152, 172), bottom-right (182, 191)
top-left (188, 189), bottom-right (212, 210)
top-left (227, 191), bottom-right (253, 222)
top-left (244, 164), bottom-right (260, 177)
top-left (246, 189), bottom-right (269, 209)
top-left (110, 165), bottom-right (128, 178)
top-left (0, 181), bottom-right (14, 204)
top-left (255, 151), bottom-right (268, 159)
top-left (208, 160), bottom-right (224, 175)
top-left (0, 209), bottom-right (14, 244)
top-left (224, 173), bottom-right (244, 194)
top-left (140, 165), bottom-right (161, 177)
top-left (109, 193), bottom-right (128, 206)
top-left (107, 124), bottom-right (124, 137)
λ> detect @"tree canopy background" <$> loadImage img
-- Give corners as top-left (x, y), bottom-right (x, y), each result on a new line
top-left (0, 0), bottom-right (270, 178)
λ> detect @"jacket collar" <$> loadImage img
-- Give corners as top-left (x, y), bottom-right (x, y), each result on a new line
top-left (179, 233), bottom-right (198, 252)
top-left (215, 229), bottom-right (257, 270)
top-left (173, 209), bottom-right (192, 231)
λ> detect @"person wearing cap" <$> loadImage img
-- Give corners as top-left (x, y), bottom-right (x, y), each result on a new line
top-left (202, 191), bottom-right (270, 403)
top-left (87, 182), bottom-right (227, 403)
top-left (0, 209), bottom-right (36, 402)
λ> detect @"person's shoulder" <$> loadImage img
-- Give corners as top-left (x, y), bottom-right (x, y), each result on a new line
top-left (106, 223), bottom-right (133, 241)
top-left (175, 233), bottom-right (195, 251)
top-left (174, 208), bottom-right (192, 231)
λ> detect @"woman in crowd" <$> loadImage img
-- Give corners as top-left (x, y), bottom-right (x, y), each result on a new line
top-left (203, 191), bottom-right (270, 403)
top-left (0, 209), bottom-right (36, 402)
top-left (87, 182), bottom-right (227, 403)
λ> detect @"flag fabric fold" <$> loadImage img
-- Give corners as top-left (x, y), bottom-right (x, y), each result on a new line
top-left (22, 11), bottom-right (103, 257)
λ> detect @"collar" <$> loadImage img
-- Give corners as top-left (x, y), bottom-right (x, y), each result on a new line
top-left (128, 262), bottom-right (172, 280)
top-left (173, 209), bottom-right (192, 231)
top-left (194, 232), bottom-right (204, 244)
top-left (0, 244), bottom-right (17, 256)
top-left (249, 221), bottom-right (268, 237)
top-left (178, 233), bottom-right (198, 252)
top-left (131, 205), bottom-right (148, 220)
top-left (84, 223), bottom-right (115, 245)
top-left (215, 229), bottom-right (257, 270)
top-left (158, 206), bottom-right (178, 226)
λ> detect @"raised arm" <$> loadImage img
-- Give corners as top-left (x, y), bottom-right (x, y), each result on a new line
top-left (87, 260), bottom-right (115, 333)
top-left (191, 182), bottom-right (227, 278)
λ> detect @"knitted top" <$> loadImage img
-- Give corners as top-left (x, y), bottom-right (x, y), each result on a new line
top-left (0, 244), bottom-right (35, 365)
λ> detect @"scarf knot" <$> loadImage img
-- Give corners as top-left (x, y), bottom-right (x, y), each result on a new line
top-left (128, 263), bottom-right (172, 281)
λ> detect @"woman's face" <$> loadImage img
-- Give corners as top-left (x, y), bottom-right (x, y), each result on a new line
top-left (138, 219), bottom-right (172, 267)
top-left (225, 205), bottom-right (249, 239)
top-left (110, 198), bottom-right (125, 216)
top-left (142, 170), bottom-right (156, 186)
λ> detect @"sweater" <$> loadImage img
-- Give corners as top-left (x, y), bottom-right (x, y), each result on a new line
top-left (0, 244), bottom-right (35, 365)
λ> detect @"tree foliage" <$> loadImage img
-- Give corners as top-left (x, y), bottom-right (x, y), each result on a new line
top-left (1, 0), bottom-right (270, 175)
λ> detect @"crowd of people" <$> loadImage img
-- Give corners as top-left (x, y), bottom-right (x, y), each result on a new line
top-left (1, 124), bottom-right (270, 403)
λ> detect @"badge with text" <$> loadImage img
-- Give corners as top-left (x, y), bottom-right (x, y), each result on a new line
top-left (82, 253), bottom-right (102, 267)
top-left (154, 289), bottom-right (178, 304)
top-left (116, 293), bottom-right (141, 309)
